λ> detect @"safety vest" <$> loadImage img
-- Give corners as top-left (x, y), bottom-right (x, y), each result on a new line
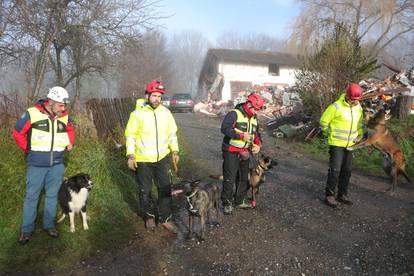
top-left (320, 93), bottom-right (364, 147)
top-left (27, 107), bottom-right (70, 152)
top-left (125, 102), bottom-right (179, 162)
top-left (229, 109), bottom-right (258, 148)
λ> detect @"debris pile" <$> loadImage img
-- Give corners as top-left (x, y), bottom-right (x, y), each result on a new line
top-left (193, 65), bottom-right (413, 140)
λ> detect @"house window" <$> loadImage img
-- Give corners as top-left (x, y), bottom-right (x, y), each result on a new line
top-left (269, 64), bottom-right (280, 76)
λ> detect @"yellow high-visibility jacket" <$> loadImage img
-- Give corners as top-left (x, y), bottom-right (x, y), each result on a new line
top-left (229, 109), bottom-right (258, 149)
top-left (320, 93), bottom-right (364, 148)
top-left (27, 106), bottom-right (70, 152)
top-left (125, 101), bottom-right (179, 162)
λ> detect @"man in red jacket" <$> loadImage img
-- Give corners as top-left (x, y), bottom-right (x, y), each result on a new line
top-left (13, 86), bottom-right (75, 244)
top-left (220, 93), bottom-right (263, 215)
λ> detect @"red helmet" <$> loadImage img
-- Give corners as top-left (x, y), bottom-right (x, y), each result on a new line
top-left (247, 93), bottom-right (264, 110)
top-left (145, 80), bottom-right (165, 94)
top-left (346, 83), bottom-right (362, 100)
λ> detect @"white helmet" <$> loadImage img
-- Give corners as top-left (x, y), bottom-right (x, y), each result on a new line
top-left (47, 86), bottom-right (70, 104)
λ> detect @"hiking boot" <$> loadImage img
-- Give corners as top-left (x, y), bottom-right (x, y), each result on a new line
top-left (324, 195), bottom-right (338, 208)
top-left (160, 221), bottom-right (178, 234)
top-left (223, 205), bottom-right (233, 215)
top-left (145, 218), bottom-right (156, 230)
top-left (19, 232), bottom-right (31, 245)
top-left (236, 199), bottom-right (253, 209)
top-left (44, 228), bottom-right (59, 238)
top-left (337, 195), bottom-right (353, 205)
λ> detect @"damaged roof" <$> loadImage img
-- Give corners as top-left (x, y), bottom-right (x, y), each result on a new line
top-left (208, 48), bottom-right (301, 67)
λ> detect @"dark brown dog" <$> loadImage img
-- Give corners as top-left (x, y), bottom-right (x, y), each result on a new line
top-left (348, 110), bottom-right (411, 192)
top-left (249, 156), bottom-right (277, 207)
top-left (181, 180), bottom-right (221, 241)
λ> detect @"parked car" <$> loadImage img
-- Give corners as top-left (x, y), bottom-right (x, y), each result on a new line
top-left (169, 93), bottom-right (194, 112)
top-left (161, 95), bottom-right (171, 108)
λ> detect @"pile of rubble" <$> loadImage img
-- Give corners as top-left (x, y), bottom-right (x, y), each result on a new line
top-left (193, 65), bottom-right (414, 140)
top-left (193, 85), bottom-right (302, 119)
top-left (360, 65), bottom-right (414, 100)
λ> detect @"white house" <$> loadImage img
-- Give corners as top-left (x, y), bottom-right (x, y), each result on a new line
top-left (197, 48), bottom-right (301, 101)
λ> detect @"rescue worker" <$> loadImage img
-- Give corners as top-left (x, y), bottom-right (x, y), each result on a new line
top-left (125, 80), bottom-right (179, 232)
top-left (13, 86), bottom-right (75, 244)
top-left (320, 83), bottom-right (364, 208)
top-left (220, 93), bottom-right (263, 215)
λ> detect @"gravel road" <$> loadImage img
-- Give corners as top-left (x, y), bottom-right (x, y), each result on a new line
top-left (68, 112), bottom-right (414, 276)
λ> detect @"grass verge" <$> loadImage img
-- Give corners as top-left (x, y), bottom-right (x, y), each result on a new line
top-left (0, 128), bottom-right (140, 274)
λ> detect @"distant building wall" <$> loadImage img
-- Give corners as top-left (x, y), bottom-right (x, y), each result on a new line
top-left (218, 62), bottom-right (297, 100)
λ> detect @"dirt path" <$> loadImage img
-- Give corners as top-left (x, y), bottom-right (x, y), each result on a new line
top-left (68, 113), bottom-right (414, 275)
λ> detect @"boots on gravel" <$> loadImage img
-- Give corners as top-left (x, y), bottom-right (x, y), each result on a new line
top-left (223, 204), bottom-right (233, 215)
top-left (337, 195), bottom-right (353, 205)
top-left (324, 195), bottom-right (338, 208)
top-left (236, 199), bottom-right (253, 209)
top-left (160, 221), bottom-right (178, 234)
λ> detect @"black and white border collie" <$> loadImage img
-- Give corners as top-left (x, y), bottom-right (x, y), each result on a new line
top-left (57, 173), bottom-right (93, 232)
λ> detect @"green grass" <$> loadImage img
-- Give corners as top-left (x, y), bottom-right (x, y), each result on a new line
top-left (297, 115), bottom-right (414, 178)
top-left (0, 122), bottom-right (194, 274)
top-left (0, 128), bottom-right (140, 274)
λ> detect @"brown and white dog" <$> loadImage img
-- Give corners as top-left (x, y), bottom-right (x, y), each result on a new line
top-left (348, 110), bottom-right (411, 192)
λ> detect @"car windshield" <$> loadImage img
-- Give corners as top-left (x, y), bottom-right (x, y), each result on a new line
top-left (172, 94), bottom-right (192, 100)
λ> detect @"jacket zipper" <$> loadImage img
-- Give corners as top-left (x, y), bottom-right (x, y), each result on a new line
top-left (346, 106), bottom-right (354, 148)
top-left (153, 110), bottom-right (159, 161)
top-left (50, 118), bottom-right (55, 166)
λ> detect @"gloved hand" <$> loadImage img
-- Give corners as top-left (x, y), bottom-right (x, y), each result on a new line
top-left (127, 156), bottom-right (137, 171)
top-left (242, 132), bottom-right (251, 142)
top-left (251, 143), bottom-right (261, 154)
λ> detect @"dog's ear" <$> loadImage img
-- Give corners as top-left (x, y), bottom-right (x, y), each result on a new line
top-left (191, 180), bottom-right (201, 187)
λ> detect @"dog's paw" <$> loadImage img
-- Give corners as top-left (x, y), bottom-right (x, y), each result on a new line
top-left (83, 225), bottom-right (89, 230)
top-left (70, 227), bottom-right (75, 233)
top-left (198, 237), bottom-right (205, 243)
top-left (209, 221), bottom-right (220, 227)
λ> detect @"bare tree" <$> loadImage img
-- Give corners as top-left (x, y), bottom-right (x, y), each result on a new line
top-left (117, 31), bottom-right (173, 97)
top-left (0, 0), bottom-right (165, 103)
top-left (168, 30), bottom-right (210, 95)
top-left (289, 0), bottom-right (414, 58)
top-left (216, 31), bottom-right (284, 52)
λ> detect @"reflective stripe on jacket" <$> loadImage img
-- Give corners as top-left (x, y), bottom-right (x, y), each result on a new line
top-left (125, 101), bottom-right (179, 162)
top-left (27, 107), bottom-right (70, 152)
top-left (320, 93), bottom-right (364, 147)
top-left (229, 109), bottom-right (258, 149)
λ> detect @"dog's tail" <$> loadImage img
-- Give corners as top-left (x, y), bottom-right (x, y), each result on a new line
top-left (209, 175), bottom-right (223, 180)
top-left (57, 214), bottom-right (66, 223)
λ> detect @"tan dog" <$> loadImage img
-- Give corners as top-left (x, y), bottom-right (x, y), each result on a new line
top-left (348, 110), bottom-right (411, 192)
top-left (249, 156), bottom-right (277, 207)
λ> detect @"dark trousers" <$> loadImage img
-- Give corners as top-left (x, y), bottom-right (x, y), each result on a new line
top-left (135, 156), bottom-right (172, 222)
top-left (221, 151), bottom-right (250, 206)
top-left (325, 146), bottom-right (353, 197)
